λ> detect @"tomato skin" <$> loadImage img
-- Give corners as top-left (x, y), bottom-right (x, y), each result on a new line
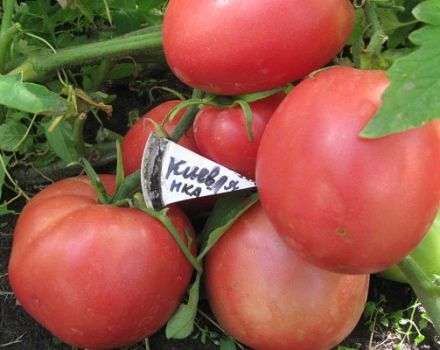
top-left (163, 0), bottom-right (354, 95)
top-left (193, 93), bottom-right (285, 179)
top-left (378, 211), bottom-right (440, 283)
top-left (121, 100), bottom-right (198, 175)
top-left (205, 203), bottom-right (369, 350)
top-left (8, 175), bottom-right (195, 350)
top-left (256, 66), bottom-right (440, 274)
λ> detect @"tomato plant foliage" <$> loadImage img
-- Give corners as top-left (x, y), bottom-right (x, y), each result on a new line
top-left (362, 0), bottom-right (440, 137)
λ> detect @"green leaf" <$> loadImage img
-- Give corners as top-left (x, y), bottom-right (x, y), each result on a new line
top-left (42, 119), bottom-right (79, 164)
top-left (415, 334), bottom-right (426, 344)
top-left (198, 191), bottom-right (259, 260)
top-left (219, 339), bottom-right (238, 350)
top-left (0, 121), bottom-right (28, 152)
top-left (0, 76), bottom-right (71, 116)
top-left (413, 0), bottom-right (440, 25)
top-left (234, 100), bottom-right (253, 141)
top-left (361, 1), bottom-right (440, 137)
top-left (165, 273), bottom-right (201, 339)
top-left (0, 202), bottom-right (15, 215)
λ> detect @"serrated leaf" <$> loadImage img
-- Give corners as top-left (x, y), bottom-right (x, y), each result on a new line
top-left (0, 76), bottom-right (71, 116)
top-left (165, 273), bottom-right (201, 339)
top-left (42, 119), bottom-right (79, 164)
top-left (198, 191), bottom-right (259, 259)
top-left (361, 9), bottom-right (440, 137)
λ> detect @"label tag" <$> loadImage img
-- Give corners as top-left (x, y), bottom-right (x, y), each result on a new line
top-left (141, 133), bottom-right (256, 210)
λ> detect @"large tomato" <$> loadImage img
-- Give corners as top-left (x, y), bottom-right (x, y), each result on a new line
top-left (193, 93), bottom-right (285, 179)
top-left (121, 100), bottom-right (198, 175)
top-left (8, 175), bottom-right (195, 349)
top-left (162, 0), bottom-right (355, 95)
top-left (256, 66), bottom-right (440, 274)
top-left (378, 210), bottom-right (440, 283)
top-left (205, 202), bottom-right (369, 350)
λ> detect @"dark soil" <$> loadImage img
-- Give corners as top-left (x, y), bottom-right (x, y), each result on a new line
top-left (1, 71), bottom-right (440, 350)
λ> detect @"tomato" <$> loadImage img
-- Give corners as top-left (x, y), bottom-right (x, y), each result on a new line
top-left (256, 66), bottom-right (440, 274)
top-left (8, 175), bottom-right (195, 350)
top-left (162, 0), bottom-right (355, 96)
top-left (193, 93), bottom-right (285, 179)
top-left (205, 202), bottom-right (369, 350)
top-left (121, 100), bottom-right (198, 175)
top-left (378, 211), bottom-right (440, 283)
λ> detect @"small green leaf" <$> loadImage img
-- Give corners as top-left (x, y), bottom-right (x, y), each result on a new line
top-left (42, 119), bottom-right (79, 164)
top-left (0, 75), bottom-right (71, 116)
top-left (415, 334), bottom-right (426, 344)
top-left (219, 339), bottom-right (238, 350)
top-left (198, 191), bottom-right (259, 260)
top-left (0, 121), bottom-right (28, 152)
top-left (413, 0), bottom-right (440, 25)
top-left (419, 317), bottom-right (429, 330)
top-left (0, 202), bottom-right (14, 215)
top-left (166, 273), bottom-right (201, 339)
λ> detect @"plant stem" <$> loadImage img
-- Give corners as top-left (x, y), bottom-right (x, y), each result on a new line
top-left (0, 0), bottom-right (15, 35)
top-left (10, 142), bottom-right (117, 186)
top-left (111, 170), bottom-right (141, 204)
top-left (134, 193), bottom-right (202, 273)
top-left (7, 28), bottom-right (164, 82)
top-left (0, 0), bottom-right (18, 73)
top-left (365, 1), bottom-right (387, 58)
top-left (91, 59), bottom-right (115, 91)
top-left (73, 114), bottom-right (87, 157)
top-left (0, 23), bottom-right (20, 74)
top-left (169, 89), bottom-right (204, 142)
top-left (398, 256), bottom-right (440, 334)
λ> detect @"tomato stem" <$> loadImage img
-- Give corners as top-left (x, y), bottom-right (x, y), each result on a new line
top-left (73, 113), bottom-right (87, 157)
top-left (10, 142), bottom-right (117, 186)
top-left (365, 2), bottom-right (386, 54)
top-left (80, 158), bottom-right (112, 204)
top-left (111, 170), bottom-right (141, 205)
top-left (134, 193), bottom-right (203, 273)
top-left (7, 27), bottom-right (163, 81)
top-left (169, 89), bottom-right (204, 142)
top-left (398, 256), bottom-right (440, 334)
top-left (0, 23), bottom-right (20, 74)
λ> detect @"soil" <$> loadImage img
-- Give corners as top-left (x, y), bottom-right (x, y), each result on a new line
top-left (1, 71), bottom-right (440, 350)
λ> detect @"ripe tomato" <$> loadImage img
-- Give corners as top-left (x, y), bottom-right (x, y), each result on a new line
top-left (193, 93), bottom-right (285, 179)
top-left (205, 202), bottom-right (369, 350)
top-left (121, 100), bottom-right (198, 175)
top-left (378, 211), bottom-right (440, 283)
top-left (8, 175), bottom-right (195, 350)
top-left (163, 0), bottom-right (354, 95)
top-left (256, 66), bottom-right (440, 274)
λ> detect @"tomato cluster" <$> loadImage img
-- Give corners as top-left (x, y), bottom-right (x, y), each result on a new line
top-left (8, 1), bottom-right (440, 350)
